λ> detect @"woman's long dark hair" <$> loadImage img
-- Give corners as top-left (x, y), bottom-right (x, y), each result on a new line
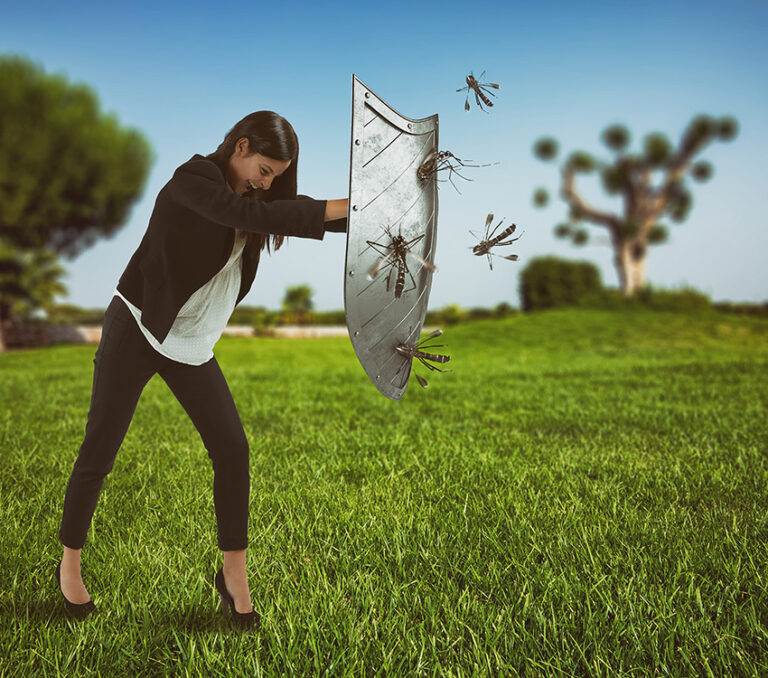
top-left (206, 111), bottom-right (299, 258)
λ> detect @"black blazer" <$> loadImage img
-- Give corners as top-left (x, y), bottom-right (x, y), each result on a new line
top-left (117, 154), bottom-right (344, 344)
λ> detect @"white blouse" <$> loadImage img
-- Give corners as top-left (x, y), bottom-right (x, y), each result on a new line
top-left (114, 229), bottom-right (249, 365)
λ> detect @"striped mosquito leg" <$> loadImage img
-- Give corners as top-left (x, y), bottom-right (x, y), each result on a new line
top-left (477, 89), bottom-right (494, 107)
top-left (414, 351), bottom-right (450, 364)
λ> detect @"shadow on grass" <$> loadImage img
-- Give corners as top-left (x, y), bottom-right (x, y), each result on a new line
top-left (0, 599), bottom-right (251, 632)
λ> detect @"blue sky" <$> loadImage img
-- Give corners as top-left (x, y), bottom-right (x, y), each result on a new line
top-left (2, 0), bottom-right (766, 309)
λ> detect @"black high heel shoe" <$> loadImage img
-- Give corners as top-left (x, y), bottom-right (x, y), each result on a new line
top-left (214, 567), bottom-right (259, 630)
top-left (54, 561), bottom-right (97, 619)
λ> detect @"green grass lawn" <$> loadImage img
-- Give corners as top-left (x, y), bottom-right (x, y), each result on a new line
top-left (1, 309), bottom-right (766, 676)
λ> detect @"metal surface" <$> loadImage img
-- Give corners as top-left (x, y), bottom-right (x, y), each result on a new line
top-left (344, 74), bottom-right (439, 401)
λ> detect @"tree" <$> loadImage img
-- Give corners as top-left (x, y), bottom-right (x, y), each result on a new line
top-left (0, 54), bottom-right (153, 346)
top-left (531, 115), bottom-right (738, 296)
top-left (282, 284), bottom-right (314, 324)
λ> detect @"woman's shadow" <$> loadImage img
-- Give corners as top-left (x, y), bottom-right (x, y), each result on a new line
top-left (3, 599), bottom-right (232, 632)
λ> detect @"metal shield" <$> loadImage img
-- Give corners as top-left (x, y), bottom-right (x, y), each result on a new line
top-left (344, 75), bottom-right (439, 401)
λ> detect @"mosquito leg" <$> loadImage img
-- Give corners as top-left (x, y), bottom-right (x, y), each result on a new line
top-left (488, 220), bottom-right (505, 241)
top-left (403, 264), bottom-right (418, 295)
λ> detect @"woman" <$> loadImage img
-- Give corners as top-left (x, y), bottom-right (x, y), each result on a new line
top-left (55, 111), bottom-right (348, 628)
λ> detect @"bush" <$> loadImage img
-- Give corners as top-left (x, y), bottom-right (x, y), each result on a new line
top-left (494, 302), bottom-right (517, 318)
top-left (713, 301), bottom-right (768, 317)
top-left (579, 286), bottom-right (711, 312)
top-left (519, 256), bottom-right (603, 311)
top-left (313, 310), bottom-right (346, 325)
top-left (229, 305), bottom-right (277, 329)
top-left (44, 304), bottom-right (106, 325)
top-left (426, 304), bottom-right (467, 326)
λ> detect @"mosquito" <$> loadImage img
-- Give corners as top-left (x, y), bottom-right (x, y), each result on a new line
top-left (417, 149), bottom-right (496, 194)
top-left (457, 70), bottom-right (500, 112)
top-left (395, 329), bottom-right (451, 388)
top-left (470, 213), bottom-right (522, 270)
top-left (366, 225), bottom-right (437, 299)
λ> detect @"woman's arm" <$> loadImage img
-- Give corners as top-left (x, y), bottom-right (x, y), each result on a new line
top-left (324, 199), bottom-right (348, 221)
top-left (166, 158), bottom-right (330, 240)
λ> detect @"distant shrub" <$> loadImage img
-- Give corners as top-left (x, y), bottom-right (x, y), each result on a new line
top-left (493, 302), bottom-right (517, 318)
top-left (579, 286), bottom-right (711, 312)
top-left (313, 310), bottom-right (346, 325)
top-left (467, 307), bottom-right (494, 320)
top-left (229, 305), bottom-right (278, 329)
top-left (426, 304), bottom-right (468, 326)
top-left (45, 304), bottom-right (106, 325)
top-left (713, 301), bottom-right (768, 317)
top-left (519, 256), bottom-right (603, 311)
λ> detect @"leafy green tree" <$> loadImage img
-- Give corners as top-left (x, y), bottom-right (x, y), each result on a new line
top-left (0, 242), bottom-right (68, 349)
top-left (531, 115), bottom-right (738, 296)
top-left (282, 284), bottom-right (314, 324)
top-left (0, 54), bottom-right (152, 345)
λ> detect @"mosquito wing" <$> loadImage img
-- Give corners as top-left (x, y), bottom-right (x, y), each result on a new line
top-left (422, 328), bottom-right (443, 341)
top-left (367, 254), bottom-right (391, 280)
top-left (483, 212), bottom-right (494, 238)
top-left (405, 250), bottom-right (437, 272)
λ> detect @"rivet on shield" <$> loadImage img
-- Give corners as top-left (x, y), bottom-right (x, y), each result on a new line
top-left (407, 123), bottom-right (412, 129)
top-left (354, 331), bottom-right (359, 336)
top-left (352, 205), bottom-right (358, 211)
top-left (364, 92), bottom-right (370, 98)
top-left (355, 139), bottom-right (361, 145)
top-left (349, 270), bottom-right (355, 276)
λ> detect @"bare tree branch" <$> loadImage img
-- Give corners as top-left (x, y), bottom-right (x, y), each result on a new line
top-left (561, 164), bottom-right (621, 234)
top-left (651, 138), bottom-right (704, 218)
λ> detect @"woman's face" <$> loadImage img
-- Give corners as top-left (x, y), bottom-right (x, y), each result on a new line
top-left (226, 137), bottom-right (291, 196)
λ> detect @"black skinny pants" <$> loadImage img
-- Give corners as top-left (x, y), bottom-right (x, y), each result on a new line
top-left (58, 295), bottom-right (249, 551)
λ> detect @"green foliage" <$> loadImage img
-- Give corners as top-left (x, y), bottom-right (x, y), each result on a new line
top-left (0, 54), bottom-right (152, 329)
top-left (682, 114), bottom-right (738, 152)
top-left (567, 151), bottom-right (596, 173)
top-left (684, 114), bottom-right (717, 148)
top-left (554, 222), bottom-right (572, 238)
top-left (228, 304), bottom-right (278, 330)
top-left (647, 224), bottom-right (668, 244)
top-left (532, 137), bottom-right (558, 161)
top-left (0, 240), bottom-right (67, 320)
top-left (601, 124), bottom-right (630, 152)
top-left (690, 160), bottom-right (713, 182)
top-left (714, 300), bottom-right (768, 316)
top-left (282, 284), bottom-right (314, 313)
top-left (717, 116), bottom-right (739, 140)
top-left (643, 133), bottom-right (672, 166)
top-left (44, 303), bottom-right (106, 325)
top-left (519, 256), bottom-right (603, 311)
top-left (579, 285), bottom-right (711, 312)
top-left (426, 303), bottom-right (467, 326)
top-left (493, 301), bottom-right (516, 317)
top-left (0, 55), bottom-right (153, 256)
top-left (621, 219), bottom-right (641, 238)
top-left (532, 187), bottom-right (549, 207)
top-left (601, 166), bottom-right (626, 194)
top-left (572, 228), bottom-right (589, 245)
top-left (666, 183), bottom-right (693, 222)
top-left (312, 309), bottom-right (347, 325)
